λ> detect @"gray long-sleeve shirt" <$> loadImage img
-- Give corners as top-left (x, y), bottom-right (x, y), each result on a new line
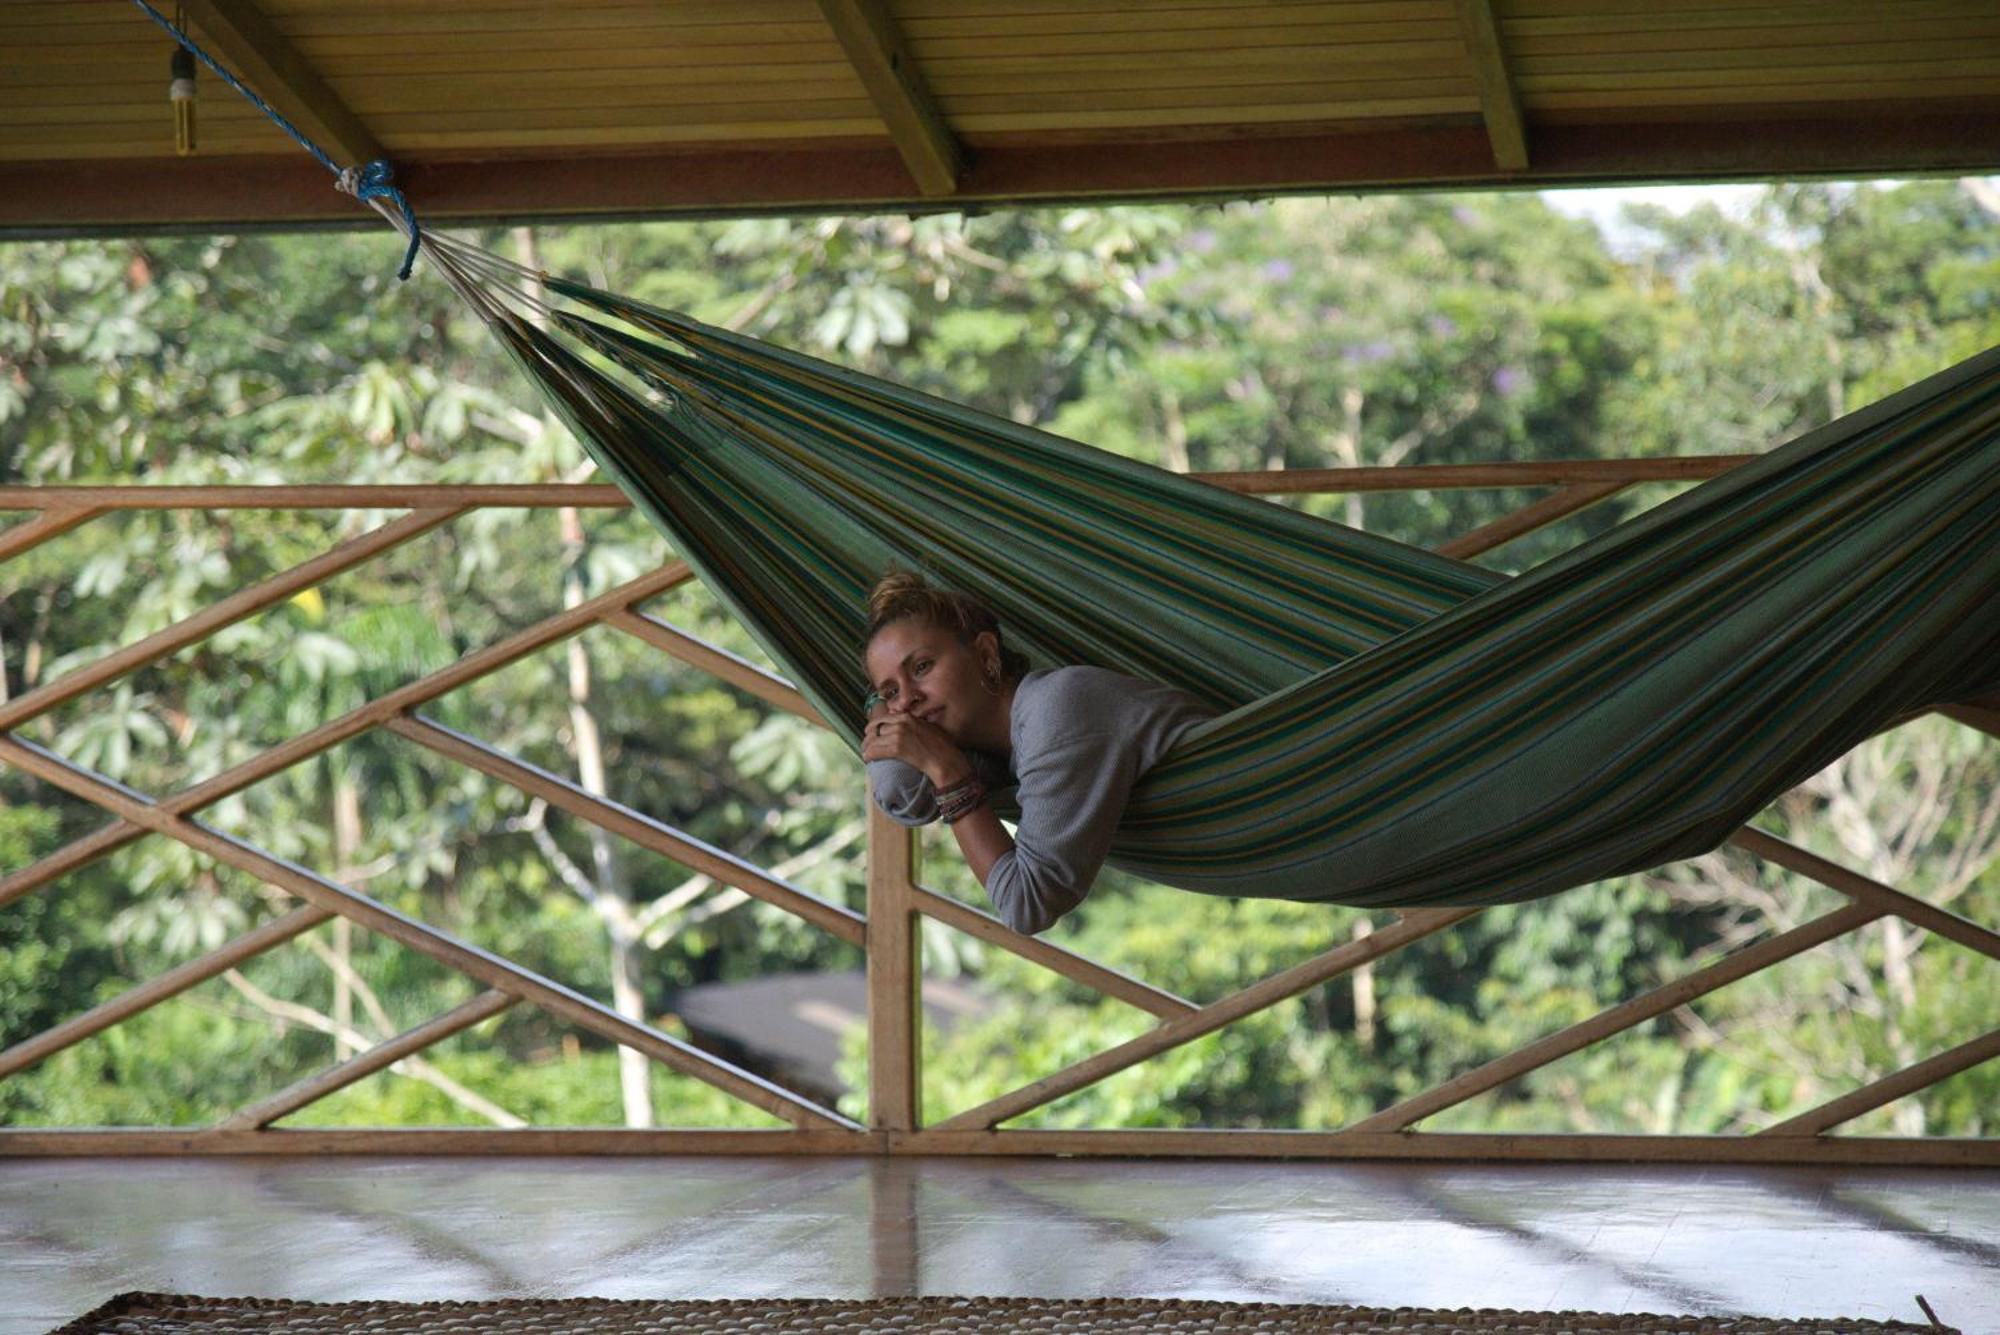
top-left (866, 665), bottom-right (1214, 935)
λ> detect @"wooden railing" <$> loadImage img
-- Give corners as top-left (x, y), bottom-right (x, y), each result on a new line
top-left (2, 461), bottom-right (1995, 1163)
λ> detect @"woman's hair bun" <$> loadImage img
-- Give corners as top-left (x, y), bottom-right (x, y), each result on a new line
top-left (867, 568), bottom-right (933, 626)
top-left (863, 567), bottom-right (1031, 683)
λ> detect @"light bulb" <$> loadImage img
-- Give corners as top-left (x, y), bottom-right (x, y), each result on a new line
top-left (170, 46), bottom-right (197, 157)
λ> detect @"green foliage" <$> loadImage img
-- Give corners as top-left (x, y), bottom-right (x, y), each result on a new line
top-left (3, 182), bottom-right (1995, 1137)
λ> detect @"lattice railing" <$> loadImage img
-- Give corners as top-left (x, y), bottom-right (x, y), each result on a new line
top-left (2, 461), bottom-right (1995, 1163)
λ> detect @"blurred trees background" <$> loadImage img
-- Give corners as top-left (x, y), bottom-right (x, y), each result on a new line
top-left (2, 179), bottom-right (1995, 1137)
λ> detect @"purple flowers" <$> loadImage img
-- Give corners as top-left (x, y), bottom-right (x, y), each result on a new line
top-left (1492, 366), bottom-right (1527, 396)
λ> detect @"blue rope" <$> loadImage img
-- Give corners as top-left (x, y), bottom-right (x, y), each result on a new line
top-left (129, 0), bottom-right (421, 280)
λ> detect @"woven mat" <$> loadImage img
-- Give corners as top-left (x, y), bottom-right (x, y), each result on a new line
top-left (47, 1293), bottom-right (1954, 1334)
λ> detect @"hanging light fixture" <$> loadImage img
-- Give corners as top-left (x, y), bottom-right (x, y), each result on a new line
top-left (169, 6), bottom-right (196, 156)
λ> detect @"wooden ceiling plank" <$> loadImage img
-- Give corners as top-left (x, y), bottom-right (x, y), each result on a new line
top-left (1513, 20), bottom-right (2000, 57)
top-left (271, 13), bottom-right (831, 39)
top-left (813, 0), bottom-right (965, 196)
top-left (1518, 53), bottom-right (2000, 83)
top-left (177, 0), bottom-right (384, 167)
top-left (258, 0), bottom-right (814, 20)
top-left (1509, 1), bottom-right (1991, 40)
top-left (1454, 0), bottom-right (1528, 170)
top-left (1532, 80), bottom-right (2000, 111)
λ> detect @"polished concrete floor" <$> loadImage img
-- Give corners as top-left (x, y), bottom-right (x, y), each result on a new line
top-left (4, 1156), bottom-right (1995, 1334)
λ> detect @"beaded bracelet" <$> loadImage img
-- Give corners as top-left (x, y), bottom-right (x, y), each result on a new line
top-left (935, 775), bottom-right (987, 824)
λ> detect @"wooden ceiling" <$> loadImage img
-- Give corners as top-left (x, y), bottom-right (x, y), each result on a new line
top-left (7, 0), bottom-right (2000, 235)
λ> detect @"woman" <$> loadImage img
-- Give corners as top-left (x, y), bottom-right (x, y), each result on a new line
top-left (860, 570), bottom-right (1213, 935)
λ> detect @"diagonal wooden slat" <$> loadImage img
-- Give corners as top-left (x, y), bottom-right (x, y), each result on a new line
top-left (1434, 481), bottom-right (1628, 559)
top-left (0, 507), bottom-right (101, 563)
top-left (603, 607), bottom-right (823, 724)
top-left (1730, 828), bottom-right (2000, 963)
top-left (1190, 455), bottom-right (1751, 497)
top-left (0, 507), bottom-right (463, 732)
top-left (1342, 901), bottom-right (1884, 1133)
top-left (0, 903), bottom-right (333, 1079)
top-left (176, 0), bottom-right (384, 168)
top-left (1757, 1027), bottom-right (2000, 1138)
top-left (0, 732), bottom-right (861, 1133)
top-left (912, 885), bottom-right (1195, 1020)
top-left (0, 562), bottom-right (696, 907)
top-left (385, 713), bottom-right (867, 946)
top-left (931, 907), bottom-right (1479, 1132)
top-left (815, 0), bottom-right (965, 196)
top-left (0, 817), bottom-right (132, 911)
top-left (214, 987), bottom-right (520, 1132)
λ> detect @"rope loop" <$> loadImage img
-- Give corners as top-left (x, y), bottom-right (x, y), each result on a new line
top-left (338, 160), bottom-right (423, 281)
top-left (131, 0), bottom-right (421, 281)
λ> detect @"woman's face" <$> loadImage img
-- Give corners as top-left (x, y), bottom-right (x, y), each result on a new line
top-left (864, 618), bottom-right (996, 742)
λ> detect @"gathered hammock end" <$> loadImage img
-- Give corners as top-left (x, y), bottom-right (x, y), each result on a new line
top-left (335, 162), bottom-right (422, 281)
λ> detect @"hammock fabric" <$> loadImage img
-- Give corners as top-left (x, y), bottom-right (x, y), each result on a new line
top-left (423, 235), bottom-right (1999, 910)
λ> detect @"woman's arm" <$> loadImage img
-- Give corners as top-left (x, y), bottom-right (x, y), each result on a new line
top-left (942, 798), bottom-right (1014, 884)
top-left (862, 707), bottom-right (1120, 935)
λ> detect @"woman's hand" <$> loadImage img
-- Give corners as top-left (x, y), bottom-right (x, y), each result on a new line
top-left (861, 705), bottom-right (974, 788)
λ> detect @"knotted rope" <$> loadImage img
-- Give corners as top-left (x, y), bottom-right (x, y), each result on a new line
top-left (129, 0), bottom-right (422, 280)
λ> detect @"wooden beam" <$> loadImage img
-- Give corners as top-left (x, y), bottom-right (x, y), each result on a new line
top-left (215, 988), bottom-right (520, 1131)
top-left (0, 564), bottom-right (698, 913)
top-left (1757, 1027), bottom-right (2000, 1138)
top-left (604, 607), bottom-right (824, 725)
top-left (386, 713), bottom-right (868, 947)
top-left (0, 905), bottom-right (334, 1080)
top-left (1433, 480), bottom-right (1627, 559)
top-left (9, 106), bottom-right (2000, 233)
top-left (0, 1128), bottom-right (878, 1155)
top-left (895, 1130), bottom-right (2000, 1167)
top-left (1343, 902), bottom-right (1882, 1134)
top-left (910, 886), bottom-right (1196, 1021)
top-left (177, 0), bottom-right (384, 168)
top-left (1454, 0), bottom-right (1529, 170)
top-left (1, 1127), bottom-right (1992, 1167)
top-left (813, 0), bottom-right (965, 196)
top-left (866, 804), bottom-right (923, 1132)
top-left (0, 507), bottom-right (101, 563)
top-left (0, 508), bottom-right (461, 733)
top-left (931, 907), bottom-right (1479, 1133)
top-left (0, 460), bottom-right (1750, 511)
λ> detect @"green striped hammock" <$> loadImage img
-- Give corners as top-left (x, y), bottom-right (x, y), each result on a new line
top-left (425, 234), bottom-right (1999, 911)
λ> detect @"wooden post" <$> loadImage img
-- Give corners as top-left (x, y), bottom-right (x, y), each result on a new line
top-left (867, 803), bottom-right (922, 1134)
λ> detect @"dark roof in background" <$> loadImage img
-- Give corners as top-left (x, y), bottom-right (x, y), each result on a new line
top-left (8, 0), bottom-right (2000, 237)
top-left (672, 969), bottom-right (997, 1100)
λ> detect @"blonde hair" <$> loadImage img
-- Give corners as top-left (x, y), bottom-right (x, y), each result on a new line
top-left (864, 569), bottom-right (1030, 682)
